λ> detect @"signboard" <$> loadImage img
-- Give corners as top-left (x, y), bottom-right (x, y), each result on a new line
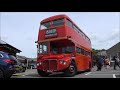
top-left (45, 28), bottom-right (57, 38)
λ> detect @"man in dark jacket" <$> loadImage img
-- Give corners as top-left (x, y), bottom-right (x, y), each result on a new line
top-left (96, 56), bottom-right (103, 71)
top-left (112, 56), bottom-right (120, 70)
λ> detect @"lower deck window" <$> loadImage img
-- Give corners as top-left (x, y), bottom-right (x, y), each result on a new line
top-left (39, 42), bottom-right (48, 54)
top-left (62, 46), bottom-right (74, 53)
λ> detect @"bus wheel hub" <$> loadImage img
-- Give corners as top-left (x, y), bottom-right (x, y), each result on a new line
top-left (69, 65), bottom-right (75, 73)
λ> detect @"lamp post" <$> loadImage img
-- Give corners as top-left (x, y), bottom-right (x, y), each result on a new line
top-left (0, 12), bottom-right (1, 41)
top-left (119, 12), bottom-right (120, 42)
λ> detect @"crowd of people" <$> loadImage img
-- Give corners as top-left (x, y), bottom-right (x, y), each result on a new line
top-left (95, 55), bottom-right (120, 71)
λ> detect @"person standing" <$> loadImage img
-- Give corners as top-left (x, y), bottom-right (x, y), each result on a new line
top-left (112, 56), bottom-right (120, 70)
top-left (104, 57), bottom-right (110, 69)
top-left (96, 56), bottom-right (103, 71)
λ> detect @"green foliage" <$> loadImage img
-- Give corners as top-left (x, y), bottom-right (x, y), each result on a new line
top-left (92, 48), bottom-right (106, 61)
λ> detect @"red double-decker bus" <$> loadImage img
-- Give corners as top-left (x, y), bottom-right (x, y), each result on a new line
top-left (36, 14), bottom-right (92, 77)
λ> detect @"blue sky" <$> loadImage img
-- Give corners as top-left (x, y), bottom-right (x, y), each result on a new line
top-left (0, 12), bottom-right (120, 58)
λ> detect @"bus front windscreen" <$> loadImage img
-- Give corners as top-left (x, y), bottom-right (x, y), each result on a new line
top-left (52, 18), bottom-right (64, 26)
top-left (39, 42), bottom-right (48, 54)
top-left (41, 22), bottom-right (51, 29)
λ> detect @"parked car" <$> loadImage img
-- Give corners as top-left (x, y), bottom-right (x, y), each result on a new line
top-left (0, 51), bottom-right (16, 78)
top-left (8, 55), bottom-right (26, 73)
top-left (0, 51), bottom-right (26, 78)
top-left (30, 64), bottom-right (37, 69)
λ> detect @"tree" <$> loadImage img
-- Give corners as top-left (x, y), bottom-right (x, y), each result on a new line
top-left (92, 48), bottom-right (98, 56)
top-left (101, 49), bottom-right (106, 51)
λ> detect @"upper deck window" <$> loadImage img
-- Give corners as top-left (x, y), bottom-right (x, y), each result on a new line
top-left (52, 18), bottom-right (64, 26)
top-left (85, 36), bottom-right (90, 43)
top-left (66, 19), bottom-right (73, 28)
top-left (73, 25), bottom-right (84, 37)
top-left (41, 22), bottom-right (51, 29)
top-left (73, 25), bottom-right (79, 33)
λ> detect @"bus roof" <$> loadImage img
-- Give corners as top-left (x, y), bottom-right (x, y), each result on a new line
top-left (40, 14), bottom-right (90, 42)
top-left (41, 14), bottom-right (71, 23)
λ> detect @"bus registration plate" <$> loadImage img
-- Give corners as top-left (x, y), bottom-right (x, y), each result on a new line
top-left (47, 70), bottom-right (53, 72)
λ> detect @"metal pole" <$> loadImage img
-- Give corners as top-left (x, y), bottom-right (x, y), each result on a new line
top-left (119, 12), bottom-right (120, 42)
top-left (0, 12), bottom-right (1, 41)
top-left (27, 59), bottom-right (28, 69)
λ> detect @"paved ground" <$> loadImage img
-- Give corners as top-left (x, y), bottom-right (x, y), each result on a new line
top-left (11, 66), bottom-right (120, 78)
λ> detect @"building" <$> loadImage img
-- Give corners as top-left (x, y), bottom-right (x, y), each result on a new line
top-left (29, 58), bottom-right (37, 69)
top-left (107, 42), bottom-right (120, 60)
top-left (0, 40), bottom-right (37, 68)
top-left (0, 40), bottom-right (21, 56)
top-left (16, 55), bottom-right (28, 63)
top-left (16, 55), bottom-right (37, 69)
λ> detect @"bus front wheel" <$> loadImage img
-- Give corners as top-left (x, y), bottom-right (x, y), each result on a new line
top-left (64, 61), bottom-right (77, 77)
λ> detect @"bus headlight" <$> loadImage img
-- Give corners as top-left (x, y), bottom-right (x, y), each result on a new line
top-left (39, 62), bottom-right (42, 65)
top-left (60, 60), bottom-right (64, 64)
top-left (37, 63), bottom-right (39, 66)
top-left (63, 61), bottom-right (66, 65)
top-left (37, 62), bottom-right (42, 66)
top-left (60, 60), bottom-right (66, 65)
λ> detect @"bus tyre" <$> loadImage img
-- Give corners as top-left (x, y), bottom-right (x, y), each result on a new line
top-left (37, 69), bottom-right (49, 77)
top-left (0, 69), bottom-right (4, 78)
top-left (64, 61), bottom-right (77, 77)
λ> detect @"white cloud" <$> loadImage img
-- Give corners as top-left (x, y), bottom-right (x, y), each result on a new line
top-left (89, 32), bottom-right (99, 41)
top-left (89, 28), bottom-right (120, 50)
top-left (101, 28), bottom-right (119, 42)
top-left (1, 34), bottom-right (8, 41)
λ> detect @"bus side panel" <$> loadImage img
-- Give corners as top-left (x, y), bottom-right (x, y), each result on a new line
top-left (84, 56), bottom-right (90, 70)
top-left (76, 54), bottom-right (91, 71)
top-left (65, 25), bottom-right (91, 51)
top-left (38, 30), bottom-right (45, 41)
top-left (76, 54), bottom-right (85, 71)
